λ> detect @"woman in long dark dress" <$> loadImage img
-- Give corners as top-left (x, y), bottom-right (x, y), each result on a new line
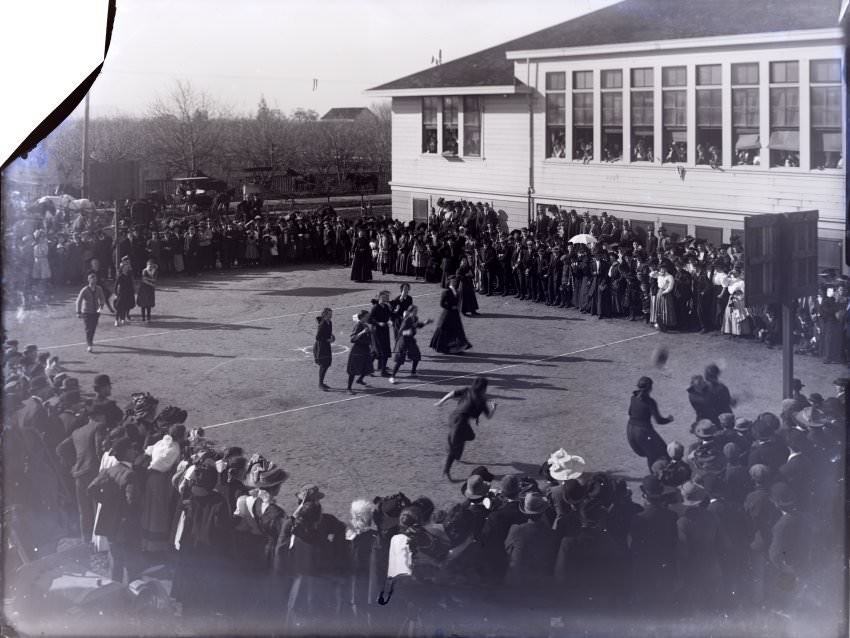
top-left (435, 376), bottom-right (497, 479)
top-left (821, 297), bottom-right (845, 363)
top-left (347, 310), bottom-right (374, 394)
top-left (350, 230), bottom-right (373, 282)
top-left (313, 308), bottom-right (335, 391)
top-left (136, 259), bottom-right (157, 322)
top-left (388, 306), bottom-right (432, 383)
top-left (429, 277), bottom-right (472, 354)
top-left (368, 291), bottom-right (393, 376)
top-left (113, 261), bottom-right (136, 326)
top-left (456, 256), bottom-right (479, 316)
top-left (626, 377), bottom-right (674, 470)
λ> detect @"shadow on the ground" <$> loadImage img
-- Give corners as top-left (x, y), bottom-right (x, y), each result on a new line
top-left (476, 312), bottom-right (585, 321)
top-left (134, 319), bottom-right (271, 331)
top-left (260, 287), bottom-right (371, 297)
top-left (97, 345), bottom-right (237, 358)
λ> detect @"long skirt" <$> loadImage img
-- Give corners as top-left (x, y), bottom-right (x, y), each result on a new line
top-left (351, 252), bottom-right (373, 282)
top-left (393, 338), bottom-right (421, 366)
top-left (396, 251), bottom-right (411, 275)
top-left (429, 309), bottom-right (471, 354)
top-left (458, 278), bottom-right (479, 314)
top-left (655, 293), bottom-right (676, 328)
top-left (372, 326), bottom-right (392, 360)
top-left (347, 342), bottom-right (374, 377)
top-left (626, 423), bottom-right (668, 469)
top-left (136, 282), bottom-right (155, 308)
top-left (140, 468), bottom-right (178, 552)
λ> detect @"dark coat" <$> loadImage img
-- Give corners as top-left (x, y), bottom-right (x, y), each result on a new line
top-left (629, 502), bottom-right (678, 581)
top-left (479, 500), bottom-right (526, 582)
top-left (313, 319), bottom-right (333, 367)
top-left (504, 517), bottom-right (558, 588)
top-left (88, 462), bottom-right (141, 544)
top-left (56, 420), bottom-right (104, 478)
top-left (747, 439), bottom-right (789, 472)
top-left (769, 511), bottom-right (810, 579)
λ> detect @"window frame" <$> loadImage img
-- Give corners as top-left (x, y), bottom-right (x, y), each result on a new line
top-left (421, 97), bottom-right (440, 154)
top-left (462, 96), bottom-right (482, 158)
top-left (731, 64), bottom-right (760, 166)
top-left (601, 69), bottom-right (623, 162)
top-left (441, 96), bottom-right (460, 156)
top-left (768, 61), bottom-right (800, 168)
top-left (545, 72), bottom-right (567, 159)
top-left (809, 59), bottom-right (843, 170)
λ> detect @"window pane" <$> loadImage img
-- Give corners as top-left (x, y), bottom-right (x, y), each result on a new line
top-left (631, 68), bottom-right (653, 87)
top-left (663, 90), bottom-right (686, 126)
top-left (770, 87), bottom-right (799, 127)
top-left (572, 92), bottom-right (594, 126)
top-left (631, 91), bottom-right (654, 126)
top-left (422, 97), bottom-right (439, 153)
top-left (732, 63), bottom-right (759, 85)
top-left (573, 70), bottom-right (593, 90)
top-left (697, 89), bottom-right (722, 127)
top-left (602, 70), bottom-right (622, 89)
top-left (697, 64), bottom-right (721, 86)
top-left (463, 97), bottom-right (481, 156)
top-left (732, 88), bottom-right (759, 127)
top-left (602, 92), bottom-right (622, 125)
top-left (662, 66), bottom-right (686, 87)
top-left (811, 86), bottom-right (843, 128)
top-left (770, 61), bottom-right (799, 84)
top-left (546, 72), bottom-right (566, 91)
top-left (442, 97), bottom-right (459, 154)
top-left (810, 59), bottom-right (841, 83)
top-left (546, 93), bottom-right (566, 125)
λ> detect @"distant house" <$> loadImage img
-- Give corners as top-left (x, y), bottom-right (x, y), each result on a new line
top-left (320, 107), bottom-right (377, 124)
top-left (366, 0), bottom-right (846, 274)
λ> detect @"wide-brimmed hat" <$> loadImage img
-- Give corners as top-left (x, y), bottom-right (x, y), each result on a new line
top-left (680, 481), bottom-right (708, 505)
top-left (794, 406), bottom-right (828, 429)
top-left (641, 475), bottom-right (665, 501)
top-left (547, 448), bottom-right (586, 481)
top-left (500, 474), bottom-right (521, 499)
top-left (694, 420), bottom-right (719, 439)
top-left (770, 482), bottom-right (796, 509)
top-left (464, 475), bottom-right (490, 500)
top-left (297, 483), bottom-right (325, 502)
top-left (469, 465), bottom-right (495, 482)
top-left (519, 492), bottom-right (549, 516)
top-left (254, 468), bottom-right (289, 490)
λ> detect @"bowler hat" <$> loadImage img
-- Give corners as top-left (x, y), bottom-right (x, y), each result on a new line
top-left (297, 483), bottom-right (325, 502)
top-left (469, 465), bottom-right (495, 482)
top-left (500, 474), bottom-right (521, 499)
top-left (519, 492), bottom-right (548, 516)
top-left (734, 417), bottom-right (752, 433)
top-left (704, 363), bottom-right (720, 379)
top-left (681, 481), bottom-right (708, 505)
top-left (770, 482), bottom-right (796, 509)
top-left (640, 475), bottom-right (665, 500)
top-left (93, 374), bottom-right (111, 389)
top-left (756, 412), bottom-right (780, 434)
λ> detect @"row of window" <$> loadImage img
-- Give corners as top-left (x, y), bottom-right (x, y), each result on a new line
top-left (545, 59), bottom-right (843, 169)
top-left (422, 96), bottom-right (481, 156)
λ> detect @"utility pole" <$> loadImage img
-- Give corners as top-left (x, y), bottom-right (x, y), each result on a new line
top-left (81, 92), bottom-right (90, 198)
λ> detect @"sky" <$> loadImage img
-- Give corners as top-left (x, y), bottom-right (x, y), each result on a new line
top-left (86, 0), bottom-right (621, 118)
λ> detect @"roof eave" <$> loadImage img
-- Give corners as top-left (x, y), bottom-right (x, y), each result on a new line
top-left (364, 84), bottom-right (529, 97)
top-left (505, 27), bottom-right (843, 60)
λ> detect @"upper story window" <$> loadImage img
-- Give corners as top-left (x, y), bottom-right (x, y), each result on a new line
top-left (732, 63), bottom-right (760, 165)
top-left (662, 66), bottom-right (687, 163)
top-left (630, 68), bottom-right (654, 161)
top-left (546, 72), bottom-right (566, 158)
top-left (810, 59), bottom-right (842, 169)
top-left (573, 71), bottom-right (593, 161)
top-left (463, 97), bottom-right (482, 157)
top-left (422, 97), bottom-right (439, 154)
top-left (696, 64), bottom-right (721, 166)
top-left (442, 97), bottom-right (459, 156)
top-left (769, 61), bottom-right (799, 167)
top-left (601, 69), bottom-right (623, 162)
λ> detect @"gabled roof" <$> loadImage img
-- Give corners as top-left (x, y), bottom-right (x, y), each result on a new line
top-left (368, 0), bottom-right (839, 92)
top-left (321, 107), bottom-right (375, 121)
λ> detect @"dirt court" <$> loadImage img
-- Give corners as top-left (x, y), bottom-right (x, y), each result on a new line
top-left (5, 263), bottom-right (845, 516)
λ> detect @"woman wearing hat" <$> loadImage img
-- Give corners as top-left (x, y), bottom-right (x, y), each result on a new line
top-left (113, 261), bottom-right (136, 327)
top-left (429, 277), bottom-right (472, 354)
top-left (388, 306), bottom-right (432, 384)
top-left (313, 308), bottom-right (335, 391)
top-left (653, 261), bottom-right (676, 331)
top-left (136, 259), bottom-right (157, 322)
top-left (436, 376), bottom-right (496, 479)
top-left (346, 310), bottom-right (374, 394)
top-left (626, 377), bottom-right (673, 470)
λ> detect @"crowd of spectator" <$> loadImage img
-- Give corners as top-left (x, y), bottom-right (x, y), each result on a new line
top-left (3, 332), bottom-right (847, 634)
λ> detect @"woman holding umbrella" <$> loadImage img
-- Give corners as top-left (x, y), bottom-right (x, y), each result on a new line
top-left (626, 377), bottom-right (674, 470)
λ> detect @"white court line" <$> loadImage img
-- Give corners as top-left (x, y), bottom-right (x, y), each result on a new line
top-left (42, 292), bottom-right (441, 350)
top-left (203, 332), bottom-right (658, 431)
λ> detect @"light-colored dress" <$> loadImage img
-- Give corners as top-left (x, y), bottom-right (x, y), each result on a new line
top-left (654, 273), bottom-right (677, 328)
top-left (91, 452), bottom-right (119, 552)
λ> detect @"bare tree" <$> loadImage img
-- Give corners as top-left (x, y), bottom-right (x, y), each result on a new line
top-left (43, 118), bottom-right (83, 187)
top-left (146, 80), bottom-right (229, 176)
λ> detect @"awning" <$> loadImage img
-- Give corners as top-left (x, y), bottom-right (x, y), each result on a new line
top-left (670, 131), bottom-right (687, 143)
top-left (735, 134), bottom-right (760, 151)
top-left (817, 131), bottom-right (842, 152)
top-left (768, 130), bottom-right (799, 152)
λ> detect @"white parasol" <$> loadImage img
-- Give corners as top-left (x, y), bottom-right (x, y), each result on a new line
top-left (567, 233), bottom-right (597, 246)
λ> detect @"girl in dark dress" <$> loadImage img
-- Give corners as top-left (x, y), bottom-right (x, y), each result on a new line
top-left (350, 230), bottom-right (373, 282)
top-left (347, 310), bottom-right (374, 394)
top-left (113, 261), bottom-right (136, 326)
top-left (626, 377), bottom-right (674, 470)
top-left (313, 308), bottom-right (335, 391)
top-left (368, 291), bottom-right (393, 376)
top-left (390, 283), bottom-right (414, 343)
top-left (388, 306), bottom-right (432, 383)
top-left (429, 277), bottom-right (472, 354)
top-left (456, 257), bottom-right (479, 316)
top-left (435, 376), bottom-right (497, 479)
